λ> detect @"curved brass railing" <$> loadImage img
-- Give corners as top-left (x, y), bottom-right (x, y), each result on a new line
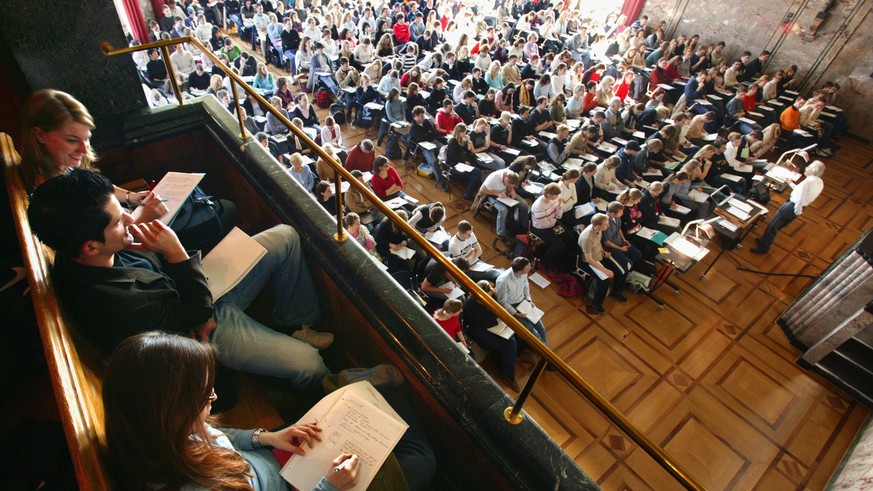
top-left (102, 36), bottom-right (706, 491)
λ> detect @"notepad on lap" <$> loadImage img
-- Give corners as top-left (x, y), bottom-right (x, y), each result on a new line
top-left (202, 227), bottom-right (267, 300)
top-left (574, 202), bottom-right (596, 218)
top-left (280, 382), bottom-right (408, 491)
top-left (516, 299), bottom-right (544, 324)
top-left (390, 246), bottom-right (416, 260)
top-left (487, 320), bottom-right (515, 339)
top-left (151, 172), bottom-right (206, 224)
top-left (658, 215), bottom-right (680, 228)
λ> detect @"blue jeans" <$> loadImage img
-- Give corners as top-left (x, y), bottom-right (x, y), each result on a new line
top-left (517, 315), bottom-right (547, 345)
top-left (283, 49), bottom-right (297, 74)
top-left (212, 225), bottom-right (329, 388)
top-left (757, 201), bottom-right (796, 251)
top-left (491, 197), bottom-right (530, 237)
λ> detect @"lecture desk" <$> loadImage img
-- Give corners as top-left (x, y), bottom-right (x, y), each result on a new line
top-left (646, 232), bottom-right (710, 310)
top-left (699, 196), bottom-right (768, 279)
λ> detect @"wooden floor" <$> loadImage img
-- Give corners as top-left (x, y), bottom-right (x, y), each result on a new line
top-left (226, 37), bottom-right (873, 490)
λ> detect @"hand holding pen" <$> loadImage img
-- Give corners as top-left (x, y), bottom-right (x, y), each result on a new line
top-left (328, 453), bottom-right (360, 490)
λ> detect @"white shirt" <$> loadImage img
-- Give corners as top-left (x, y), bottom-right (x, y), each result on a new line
top-left (790, 175), bottom-right (823, 215)
top-left (559, 181), bottom-right (577, 213)
top-left (482, 170), bottom-right (508, 193)
top-left (495, 269), bottom-right (530, 315)
top-left (448, 231), bottom-right (478, 260)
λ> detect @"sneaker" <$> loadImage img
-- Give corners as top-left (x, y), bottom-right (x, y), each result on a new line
top-left (503, 377), bottom-right (520, 393)
top-left (339, 364), bottom-right (405, 388)
top-left (292, 325), bottom-right (334, 349)
top-left (586, 304), bottom-right (605, 315)
top-left (611, 292), bottom-right (629, 303)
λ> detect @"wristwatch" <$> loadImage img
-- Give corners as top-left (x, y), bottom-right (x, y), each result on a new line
top-left (251, 428), bottom-right (267, 448)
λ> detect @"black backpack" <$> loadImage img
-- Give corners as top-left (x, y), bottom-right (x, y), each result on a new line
top-left (329, 103), bottom-right (346, 125)
top-left (749, 181), bottom-right (771, 205)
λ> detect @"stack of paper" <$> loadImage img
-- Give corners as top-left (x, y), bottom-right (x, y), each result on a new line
top-left (390, 246), bottom-right (416, 259)
top-left (424, 228), bottom-right (450, 244)
top-left (529, 272), bottom-right (551, 288)
top-left (438, 282), bottom-right (464, 300)
top-left (487, 320), bottom-right (515, 339)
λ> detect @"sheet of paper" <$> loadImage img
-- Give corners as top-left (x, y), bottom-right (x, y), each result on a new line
top-left (438, 282), bottom-right (464, 300)
top-left (280, 386), bottom-right (408, 491)
top-left (150, 172), bottom-right (205, 224)
top-left (424, 228), bottom-right (450, 244)
top-left (671, 203), bottom-right (691, 215)
top-left (469, 261), bottom-right (494, 272)
top-left (516, 299), bottom-right (544, 324)
top-left (487, 320), bottom-right (515, 339)
top-left (589, 264), bottom-right (609, 280)
top-left (454, 163), bottom-right (475, 173)
top-left (384, 197), bottom-right (408, 209)
top-left (636, 227), bottom-right (668, 245)
top-left (521, 139), bottom-right (539, 147)
top-left (529, 272), bottom-right (551, 288)
top-left (201, 227), bottom-right (267, 300)
top-left (497, 197), bottom-right (519, 207)
top-left (390, 246), bottom-right (415, 259)
top-left (721, 173), bottom-right (743, 183)
top-left (418, 141), bottom-right (437, 150)
top-left (523, 182), bottom-right (544, 195)
top-left (503, 147), bottom-right (521, 155)
top-left (574, 202), bottom-right (596, 218)
top-left (688, 189), bottom-right (709, 203)
top-left (658, 215), bottom-right (680, 228)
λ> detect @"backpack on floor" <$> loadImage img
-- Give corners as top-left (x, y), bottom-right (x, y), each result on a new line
top-left (315, 90), bottom-right (331, 109)
top-left (749, 181), bottom-right (771, 205)
top-left (329, 103), bottom-right (346, 124)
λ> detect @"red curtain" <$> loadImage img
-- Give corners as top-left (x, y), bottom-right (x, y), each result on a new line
top-left (621, 0), bottom-right (647, 25)
top-left (151, 0), bottom-right (168, 22)
top-left (122, 0), bottom-right (149, 43)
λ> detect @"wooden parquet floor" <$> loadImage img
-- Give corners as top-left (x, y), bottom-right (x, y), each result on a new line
top-left (239, 38), bottom-right (872, 490)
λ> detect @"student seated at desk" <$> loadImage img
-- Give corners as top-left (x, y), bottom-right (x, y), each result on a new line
top-left (496, 257), bottom-right (548, 345)
top-left (699, 140), bottom-right (748, 195)
top-left (566, 125), bottom-right (599, 158)
top-left (577, 213), bottom-right (629, 315)
top-left (531, 183), bottom-right (573, 271)
top-left (594, 156), bottom-right (625, 198)
top-left (409, 202), bottom-right (448, 248)
top-left (345, 212), bottom-right (376, 253)
top-left (375, 210), bottom-right (414, 273)
top-left (603, 201), bottom-right (644, 273)
top-left (433, 298), bottom-right (470, 350)
top-left (470, 118), bottom-right (506, 170)
top-left (448, 221), bottom-right (502, 283)
top-left (638, 181), bottom-right (677, 234)
top-left (370, 156), bottom-right (405, 200)
top-left (288, 153), bottom-right (317, 192)
top-left (420, 256), bottom-right (470, 300)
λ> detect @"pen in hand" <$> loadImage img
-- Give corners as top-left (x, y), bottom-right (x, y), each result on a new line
top-left (335, 455), bottom-right (356, 472)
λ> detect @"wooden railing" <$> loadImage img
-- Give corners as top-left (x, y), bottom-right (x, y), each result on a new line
top-left (1, 133), bottom-right (113, 490)
top-left (99, 36), bottom-right (707, 491)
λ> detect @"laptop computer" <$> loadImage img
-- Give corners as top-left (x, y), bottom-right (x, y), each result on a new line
top-left (709, 185), bottom-right (734, 208)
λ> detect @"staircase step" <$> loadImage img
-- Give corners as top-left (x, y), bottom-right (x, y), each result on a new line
top-left (835, 338), bottom-right (873, 376)
top-left (816, 353), bottom-right (873, 408)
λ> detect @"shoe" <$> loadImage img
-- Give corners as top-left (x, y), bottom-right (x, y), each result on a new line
top-left (503, 377), bottom-right (520, 393)
top-left (751, 246), bottom-right (769, 255)
top-left (518, 350), bottom-right (535, 365)
top-left (586, 304), bottom-right (605, 315)
top-left (292, 325), bottom-right (334, 349)
top-left (611, 292), bottom-right (628, 303)
top-left (338, 364), bottom-right (405, 388)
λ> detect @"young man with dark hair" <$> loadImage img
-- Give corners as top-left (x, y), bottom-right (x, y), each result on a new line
top-left (27, 168), bottom-right (333, 387)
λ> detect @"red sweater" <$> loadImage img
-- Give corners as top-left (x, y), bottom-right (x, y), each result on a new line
top-left (434, 314), bottom-right (462, 340)
top-left (435, 110), bottom-right (462, 135)
top-left (345, 145), bottom-right (375, 173)
top-left (370, 166), bottom-right (403, 198)
top-left (393, 23), bottom-right (410, 44)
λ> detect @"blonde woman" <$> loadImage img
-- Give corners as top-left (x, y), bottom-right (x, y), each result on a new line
top-left (595, 75), bottom-right (616, 107)
top-left (595, 156), bottom-right (624, 195)
top-left (433, 299), bottom-right (469, 349)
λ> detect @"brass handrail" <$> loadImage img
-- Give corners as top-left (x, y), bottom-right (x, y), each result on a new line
top-left (102, 36), bottom-right (706, 491)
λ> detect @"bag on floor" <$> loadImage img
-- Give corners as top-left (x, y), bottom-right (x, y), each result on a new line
top-left (315, 90), bottom-right (331, 109)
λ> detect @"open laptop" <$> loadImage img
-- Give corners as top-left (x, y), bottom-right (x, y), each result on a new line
top-left (709, 185), bottom-right (734, 208)
top-left (710, 185), bottom-right (753, 221)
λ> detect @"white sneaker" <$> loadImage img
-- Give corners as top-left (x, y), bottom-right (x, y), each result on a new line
top-left (292, 326), bottom-right (334, 349)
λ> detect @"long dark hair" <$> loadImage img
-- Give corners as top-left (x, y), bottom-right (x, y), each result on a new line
top-left (103, 332), bottom-right (252, 490)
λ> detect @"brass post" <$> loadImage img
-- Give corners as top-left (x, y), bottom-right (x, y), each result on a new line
top-left (228, 80), bottom-right (248, 140)
top-left (159, 45), bottom-right (183, 106)
top-left (504, 357), bottom-right (547, 425)
top-left (333, 174), bottom-right (346, 242)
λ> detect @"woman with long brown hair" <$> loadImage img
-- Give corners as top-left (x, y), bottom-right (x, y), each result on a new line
top-left (103, 331), bottom-right (359, 490)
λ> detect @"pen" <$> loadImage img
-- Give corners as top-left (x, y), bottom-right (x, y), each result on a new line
top-left (334, 455), bottom-right (356, 473)
top-left (149, 180), bottom-right (157, 192)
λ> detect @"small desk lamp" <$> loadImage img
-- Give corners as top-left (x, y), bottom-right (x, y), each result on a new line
top-left (774, 142), bottom-right (816, 172)
top-left (681, 216), bottom-right (722, 245)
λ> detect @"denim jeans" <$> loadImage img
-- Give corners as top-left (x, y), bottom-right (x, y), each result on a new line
top-left (468, 328), bottom-right (518, 380)
top-left (212, 225), bottom-right (329, 388)
top-left (491, 198), bottom-right (530, 237)
top-left (517, 315), bottom-right (547, 345)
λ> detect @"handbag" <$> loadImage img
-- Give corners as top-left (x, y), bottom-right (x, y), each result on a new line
top-left (169, 188), bottom-right (237, 251)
